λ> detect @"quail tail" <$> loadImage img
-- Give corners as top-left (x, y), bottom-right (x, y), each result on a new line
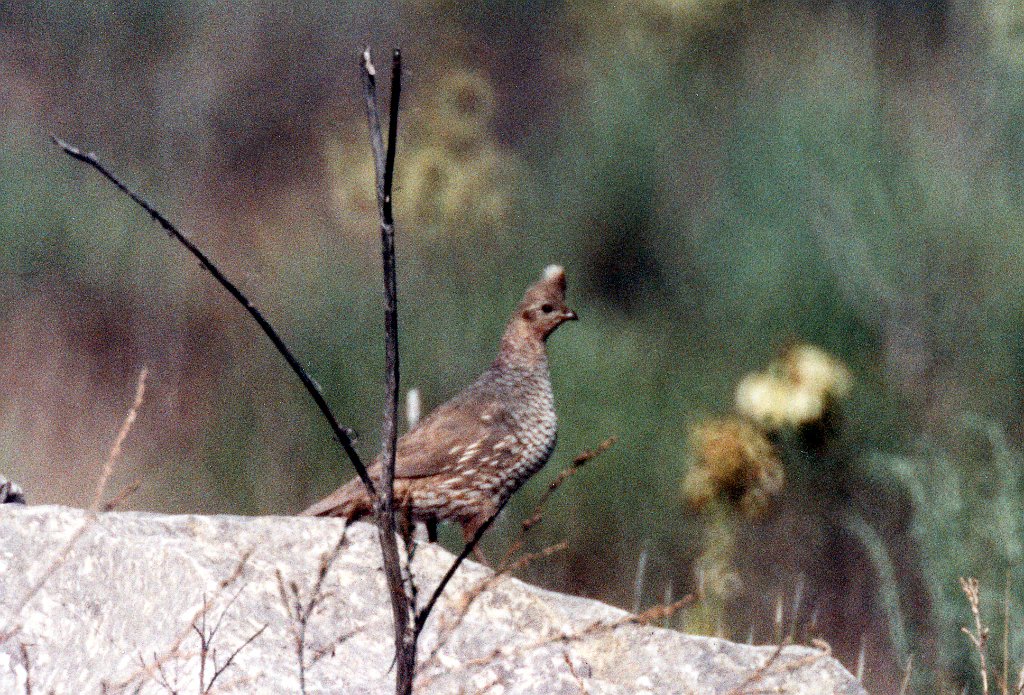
top-left (300, 477), bottom-right (373, 520)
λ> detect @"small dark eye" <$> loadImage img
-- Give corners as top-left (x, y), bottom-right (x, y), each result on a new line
top-left (541, 303), bottom-right (554, 314)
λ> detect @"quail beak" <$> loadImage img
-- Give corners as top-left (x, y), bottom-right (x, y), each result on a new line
top-left (562, 308), bottom-right (578, 321)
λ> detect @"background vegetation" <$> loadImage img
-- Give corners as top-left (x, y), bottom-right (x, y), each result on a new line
top-left (3, 0), bottom-right (1024, 691)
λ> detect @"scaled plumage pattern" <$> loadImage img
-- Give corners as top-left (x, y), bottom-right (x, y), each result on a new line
top-left (302, 266), bottom-right (577, 542)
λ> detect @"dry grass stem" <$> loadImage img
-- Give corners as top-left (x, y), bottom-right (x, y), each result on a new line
top-left (467, 673), bottom-right (502, 695)
top-left (422, 541), bottom-right (568, 669)
top-left (0, 521), bottom-right (92, 647)
top-left (417, 439), bottom-right (615, 670)
top-left (500, 437), bottom-right (615, 568)
top-left (19, 642), bottom-right (32, 695)
top-left (961, 577), bottom-right (990, 695)
top-left (563, 651), bottom-right (588, 693)
top-left (414, 437), bottom-right (615, 658)
top-left (1004, 571), bottom-right (1012, 695)
top-left (897, 655), bottom-right (913, 695)
top-left (92, 367), bottom-right (147, 511)
top-left (722, 639), bottom-right (831, 695)
top-left (855, 634), bottom-right (866, 682)
top-left (1, 368), bottom-right (149, 648)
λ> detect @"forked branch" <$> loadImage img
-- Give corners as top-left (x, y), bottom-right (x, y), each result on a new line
top-left (359, 47), bottom-right (415, 695)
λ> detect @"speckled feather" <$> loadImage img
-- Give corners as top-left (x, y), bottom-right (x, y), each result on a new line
top-left (301, 266), bottom-right (576, 539)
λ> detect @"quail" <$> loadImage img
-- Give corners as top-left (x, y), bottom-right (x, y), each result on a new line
top-left (301, 265), bottom-right (577, 543)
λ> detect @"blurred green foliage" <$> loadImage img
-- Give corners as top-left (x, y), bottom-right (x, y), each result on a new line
top-left (5, 0), bottom-right (1024, 691)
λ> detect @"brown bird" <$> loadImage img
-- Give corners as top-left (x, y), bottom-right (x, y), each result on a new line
top-left (301, 265), bottom-right (577, 544)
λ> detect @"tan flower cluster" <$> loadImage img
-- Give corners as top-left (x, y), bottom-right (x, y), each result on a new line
top-left (327, 68), bottom-right (523, 239)
top-left (734, 343), bottom-right (852, 432)
top-left (683, 344), bottom-right (851, 518)
top-left (682, 416), bottom-right (785, 519)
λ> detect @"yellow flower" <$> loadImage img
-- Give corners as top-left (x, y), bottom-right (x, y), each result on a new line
top-left (781, 343), bottom-right (852, 402)
top-left (735, 344), bottom-right (852, 431)
top-left (734, 373), bottom-right (794, 430)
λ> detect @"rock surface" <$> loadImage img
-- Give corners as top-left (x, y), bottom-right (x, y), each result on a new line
top-left (0, 505), bottom-right (867, 694)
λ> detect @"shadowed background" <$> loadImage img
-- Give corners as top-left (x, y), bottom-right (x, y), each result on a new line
top-left (3, 1), bottom-right (1024, 692)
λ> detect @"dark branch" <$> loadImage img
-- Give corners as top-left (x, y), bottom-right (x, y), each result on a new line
top-left (51, 136), bottom-right (375, 498)
top-left (360, 46), bottom-right (415, 695)
top-left (382, 49), bottom-right (401, 224)
top-left (414, 508), bottom-right (501, 633)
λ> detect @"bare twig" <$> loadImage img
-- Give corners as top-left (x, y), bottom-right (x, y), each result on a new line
top-left (203, 623), bottom-right (267, 694)
top-left (101, 478), bottom-right (145, 512)
top-left (723, 640), bottom-right (830, 695)
top-left (563, 652), bottom-right (588, 693)
top-left (111, 549), bottom-right (252, 692)
top-left (150, 651), bottom-right (179, 694)
top-left (632, 542), bottom-right (649, 615)
top-left (276, 533), bottom-right (347, 694)
top-left (1004, 571), bottom-right (1011, 695)
top-left (416, 440), bottom-right (614, 680)
top-left (52, 137), bottom-right (373, 497)
top-left (191, 583), bottom-right (263, 694)
top-left (308, 627), bottom-right (361, 667)
top-left (423, 541), bottom-right (569, 668)
top-left (500, 437), bottom-right (616, 567)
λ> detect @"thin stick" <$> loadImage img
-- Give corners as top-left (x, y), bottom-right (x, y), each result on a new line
top-left (52, 136), bottom-right (374, 498)
top-left (360, 46), bottom-right (414, 695)
top-left (722, 642), bottom-right (786, 695)
top-left (204, 624), bottom-right (267, 694)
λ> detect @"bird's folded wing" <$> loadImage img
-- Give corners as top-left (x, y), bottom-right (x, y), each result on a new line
top-left (391, 395), bottom-right (517, 479)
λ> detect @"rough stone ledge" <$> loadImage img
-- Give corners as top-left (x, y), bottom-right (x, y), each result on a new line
top-left (0, 505), bottom-right (866, 694)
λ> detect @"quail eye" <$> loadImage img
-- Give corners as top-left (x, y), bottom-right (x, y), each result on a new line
top-left (541, 303), bottom-right (554, 314)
